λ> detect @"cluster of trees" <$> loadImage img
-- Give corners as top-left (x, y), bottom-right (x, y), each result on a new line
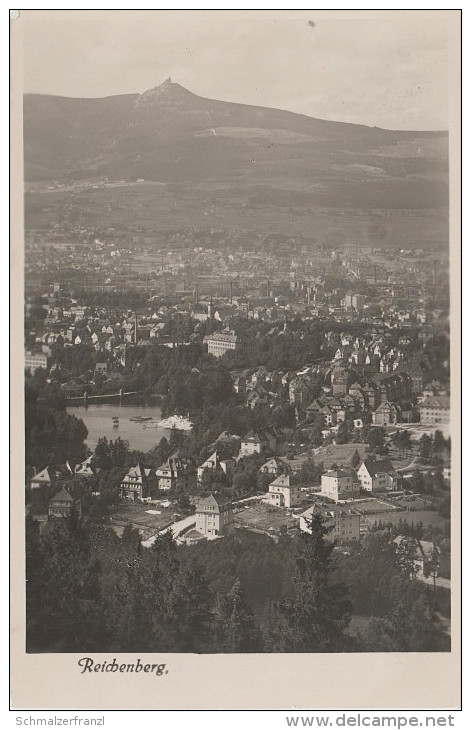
top-left (26, 511), bottom-right (450, 654)
top-left (333, 533), bottom-right (450, 651)
top-left (25, 380), bottom-right (88, 466)
top-left (418, 431), bottom-right (451, 461)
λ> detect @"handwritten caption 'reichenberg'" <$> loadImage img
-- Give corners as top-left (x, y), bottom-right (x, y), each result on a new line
top-left (78, 657), bottom-right (168, 676)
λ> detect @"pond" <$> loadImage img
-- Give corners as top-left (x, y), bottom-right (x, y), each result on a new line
top-left (67, 403), bottom-right (170, 451)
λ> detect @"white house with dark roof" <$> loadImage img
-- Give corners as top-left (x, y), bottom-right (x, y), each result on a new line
top-left (156, 456), bottom-right (184, 491)
top-left (259, 457), bottom-right (286, 476)
top-left (197, 450), bottom-right (234, 483)
top-left (30, 467), bottom-right (53, 490)
top-left (195, 493), bottom-right (233, 537)
top-left (263, 473), bottom-right (302, 509)
top-left (320, 468), bottom-right (359, 502)
top-left (239, 431), bottom-right (264, 458)
top-left (357, 459), bottom-right (400, 492)
top-left (120, 463), bottom-right (155, 500)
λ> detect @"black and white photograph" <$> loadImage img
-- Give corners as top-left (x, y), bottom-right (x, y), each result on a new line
top-left (10, 8), bottom-right (461, 710)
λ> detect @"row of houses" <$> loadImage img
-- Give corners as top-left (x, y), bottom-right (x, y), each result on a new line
top-left (320, 459), bottom-right (400, 502)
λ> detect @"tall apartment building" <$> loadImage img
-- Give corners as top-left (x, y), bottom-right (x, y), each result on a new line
top-left (195, 493), bottom-right (233, 537)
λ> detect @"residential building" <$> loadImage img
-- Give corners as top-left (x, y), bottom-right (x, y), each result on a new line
top-left (120, 463), bottom-right (155, 500)
top-left (25, 351), bottom-right (48, 374)
top-left (357, 459), bottom-right (400, 492)
top-left (262, 474), bottom-right (302, 508)
top-left (289, 376), bottom-right (315, 406)
top-left (259, 457), bottom-right (285, 476)
top-left (239, 431), bottom-right (263, 457)
top-left (74, 456), bottom-right (99, 478)
top-left (195, 493), bottom-right (233, 537)
top-left (156, 456), bottom-right (184, 491)
top-left (320, 468), bottom-right (359, 502)
top-left (419, 396), bottom-right (450, 426)
top-left (299, 504), bottom-right (361, 542)
top-left (30, 466), bottom-right (53, 490)
top-left (372, 402), bottom-right (402, 426)
top-left (393, 536), bottom-right (440, 580)
top-left (331, 366), bottom-right (351, 396)
top-left (48, 488), bottom-right (82, 519)
top-left (197, 450), bottom-right (233, 482)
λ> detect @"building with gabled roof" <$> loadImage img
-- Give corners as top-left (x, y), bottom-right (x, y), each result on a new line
top-left (120, 463), bottom-right (156, 501)
top-left (197, 450), bottom-right (234, 482)
top-left (48, 487), bottom-right (82, 519)
top-left (195, 493), bottom-right (233, 537)
top-left (372, 401), bottom-right (402, 426)
top-left (30, 466), bottom-right (54, 490)
top-left (239, 430), bottom-right (264, 458)
top-left (262, 473), bottom-right (302, 509)
top-left (259, 457), bottom-right (286, 476)
top-left (156, 455), bottom-right (185, 491)
top-left (357, 459), bottom-right (400, 492)
top-left (320, 468), bottom-right (359, 502)
top-left (419, 395), bottom-right (450, 426)
top-left (393, 536), bottom-right (440, 580)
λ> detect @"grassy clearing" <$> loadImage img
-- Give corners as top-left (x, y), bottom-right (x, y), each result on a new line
top-left (234, 503), bottom-right (297, 532)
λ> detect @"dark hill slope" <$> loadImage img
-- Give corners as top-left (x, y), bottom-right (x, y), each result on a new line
top-left (24, 79), bottom-right (448, 211)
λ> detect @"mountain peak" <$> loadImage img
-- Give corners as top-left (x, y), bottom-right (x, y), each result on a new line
top-left (135, 78), bottom-right (195, 108)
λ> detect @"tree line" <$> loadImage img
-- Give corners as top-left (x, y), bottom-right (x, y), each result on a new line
top-left (26, 511), bottom-right (450, 654)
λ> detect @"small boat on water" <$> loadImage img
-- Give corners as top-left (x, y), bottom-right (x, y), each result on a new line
top-left (112, 416), bottom-right (120, 427)
top-left (142, 423), bottom-right (159, 429)
top-left (129, 416), bottom-right (153, 422)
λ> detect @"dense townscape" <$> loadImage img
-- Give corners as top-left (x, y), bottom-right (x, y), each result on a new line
top-left (23, 77), bottom-right (451, 655)
top-left (25, 222), bottom-right (451, 653)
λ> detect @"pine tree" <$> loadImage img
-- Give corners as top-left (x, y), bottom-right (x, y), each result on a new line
top-left (211, 579), bottom-right (260, 652)
top-left (36, 508), bottom-right (106, 651)
top-left (278, 514), bottom-right (352, 652)
top-left (165, 557), bottom-right (212, 652)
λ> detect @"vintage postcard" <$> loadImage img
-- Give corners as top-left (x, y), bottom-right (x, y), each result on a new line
top-left (10, 9), bottom-right (461, 710)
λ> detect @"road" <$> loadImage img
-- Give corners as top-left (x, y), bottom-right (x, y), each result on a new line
top-left (418, 575), bottom-right (451, 590)
top-left (141, 513), bottom-right (196, 548)
top-left (141, 495), bottom-right (263, 548)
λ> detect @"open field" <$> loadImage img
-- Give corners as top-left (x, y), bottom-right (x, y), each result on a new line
top-left (109, 501), bottom-right (175, 537)
top-left (362, 509), bottom-right (448, 529)
top-left (287, 443), bottom-right (411, 472)
top-left (351, 498), bottom-right (399, 515)
top-left (234, 503), bottom-right (297, 533)
top-left (24, 181), bottom-right (448, 246)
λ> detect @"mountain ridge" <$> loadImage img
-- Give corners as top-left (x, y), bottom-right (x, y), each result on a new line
top-left (25, 78), bottom-right (447, 134)
top-left (23, 79), bottom-right (448, 248)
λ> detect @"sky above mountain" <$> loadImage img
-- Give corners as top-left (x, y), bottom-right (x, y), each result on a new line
top-left (21, 10), bottom-right (454, 130)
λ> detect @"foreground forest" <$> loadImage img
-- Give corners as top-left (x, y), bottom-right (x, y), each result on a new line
top-left (26, 511), bottom-right (450, 654)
